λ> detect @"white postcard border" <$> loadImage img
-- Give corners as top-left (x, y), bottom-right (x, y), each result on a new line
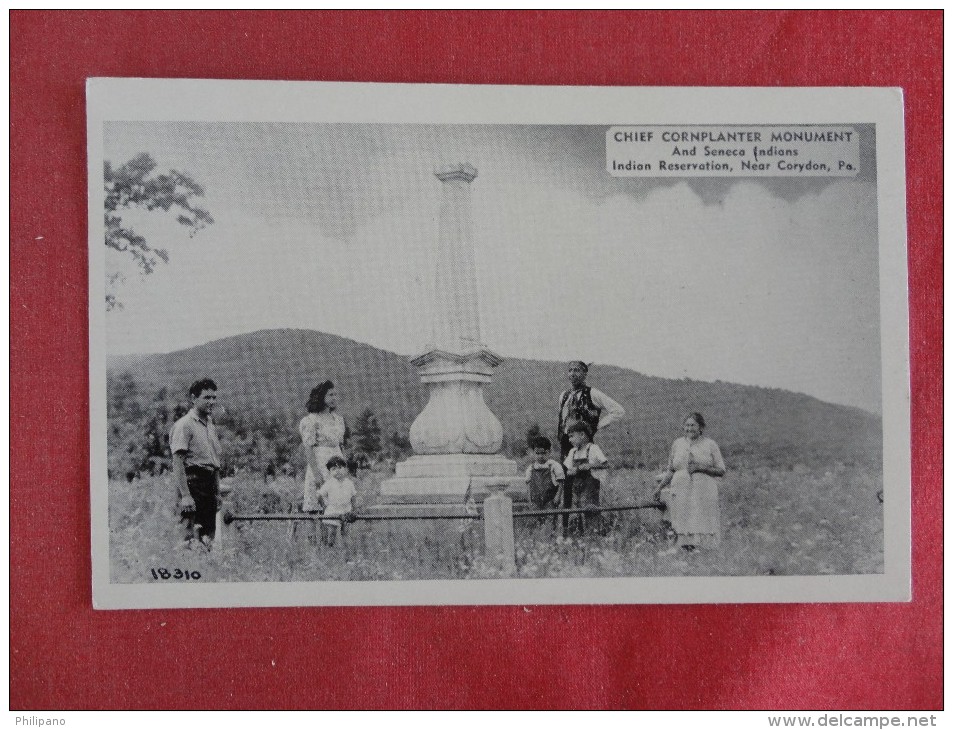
top-left (87, 80), bottom-right (909, 609)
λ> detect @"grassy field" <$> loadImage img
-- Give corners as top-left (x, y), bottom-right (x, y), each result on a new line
top-left (109, 461), bottom-right (883, 583)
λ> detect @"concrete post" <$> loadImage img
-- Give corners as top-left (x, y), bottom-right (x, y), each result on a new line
top-left (213, 509), bottom-right (227, 552)
top-left (483, 489), bottom-right (516, 576)
top-left (214, 479), bottom-right (235, 552)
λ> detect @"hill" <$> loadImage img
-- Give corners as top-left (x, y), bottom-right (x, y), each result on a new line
top-left (107, 329), bottom-right (882, 469)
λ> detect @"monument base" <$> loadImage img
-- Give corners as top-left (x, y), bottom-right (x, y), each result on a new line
top-left (378, 454), bottom-right (528, 504)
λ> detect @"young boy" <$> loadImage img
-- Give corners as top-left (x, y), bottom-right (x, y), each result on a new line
top-left (317, 455), bottom-right (357, 546)
top-left (524, 435), bottom-right (565, 510)
top-left (563, 421), bottom-right (609, 534)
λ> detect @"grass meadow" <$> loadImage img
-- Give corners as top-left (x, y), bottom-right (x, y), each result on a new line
top-left (109, 461), bottom-right (884, 583)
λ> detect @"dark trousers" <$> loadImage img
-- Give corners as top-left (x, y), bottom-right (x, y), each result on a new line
top-left (528, 470), bottom-right (559, 510)
top-left (559, 434), bottom-right (572, 463)
top-left (182, 466), bottom-right (219, 540)
top-left (527, 470), bottom-right (559, 529)
top-left (560, 474), bottom-right (605, 535)
top-left (559, 434), bottom-right (573, 534)
top-left (574, 473), bottom-right (602, 534)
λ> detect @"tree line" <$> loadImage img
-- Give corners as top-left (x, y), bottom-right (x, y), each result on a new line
top-left (107, 371), bottom-right (651, 482)
top-left (107, 373), bottom-right (413, 482)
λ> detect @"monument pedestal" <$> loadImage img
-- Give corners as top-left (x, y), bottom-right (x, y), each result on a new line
top-left (379, 453), bottom-right (526, 505)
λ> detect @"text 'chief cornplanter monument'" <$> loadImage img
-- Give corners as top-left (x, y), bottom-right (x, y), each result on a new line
top-left (378, 164), bottom-right (527, 514)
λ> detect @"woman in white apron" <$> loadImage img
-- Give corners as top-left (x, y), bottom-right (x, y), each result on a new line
top-left (655, 412), bottom-right (726, 550)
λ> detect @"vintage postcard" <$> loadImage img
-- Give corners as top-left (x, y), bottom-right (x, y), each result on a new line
top-left (88, 80), bottom-right (909, 608)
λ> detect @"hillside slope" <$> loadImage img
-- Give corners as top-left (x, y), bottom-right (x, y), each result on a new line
top-left (108, 329), bottom-right (882, 468)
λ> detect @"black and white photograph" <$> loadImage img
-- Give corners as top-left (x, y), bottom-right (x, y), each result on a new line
top-left (88, 81), bottom-right (909, 608)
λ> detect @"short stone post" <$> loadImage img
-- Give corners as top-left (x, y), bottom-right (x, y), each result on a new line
top-left (483, 486), bottom-right (516, 576)
top-left (213, 509), bottom-right (227, 552)
top-left (214, 480), bottom-right (235, 552)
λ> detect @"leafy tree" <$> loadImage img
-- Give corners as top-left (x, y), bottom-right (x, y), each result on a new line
top-left (387, 429), bottom-right (412, 460)
top-left (106, 375), bottom-right (187, 479)
top-left (107, 371), bottom-right (144, 421)
top-left (108, 419), bottom-right (150, 481)
top-left (104, 153), bottom-right (214, 310)
top-left (214, 410), bottom-right (302, 478)
top-left (351, 408), bottom-right (383, 460)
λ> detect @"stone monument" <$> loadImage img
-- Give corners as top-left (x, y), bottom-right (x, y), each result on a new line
top-left (378, 163), bottom-right (527, 513)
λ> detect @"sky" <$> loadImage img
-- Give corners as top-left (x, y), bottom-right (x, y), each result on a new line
top-left (103, 122), bottom-right (882, 413)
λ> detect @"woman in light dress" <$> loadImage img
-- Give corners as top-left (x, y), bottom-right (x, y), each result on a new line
top-left (655, 412), bottom-right (726, 551)
top-left (299, 381), bottom-right (347, 513)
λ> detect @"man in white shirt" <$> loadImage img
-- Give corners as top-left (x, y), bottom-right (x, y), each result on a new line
top-left (557, 361), bottom-right (625, 461)
top-left (169, 378), bottom-right (221, 546)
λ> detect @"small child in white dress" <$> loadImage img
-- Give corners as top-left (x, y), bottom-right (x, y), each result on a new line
top-left (317, 455), bottom-right (357, 546)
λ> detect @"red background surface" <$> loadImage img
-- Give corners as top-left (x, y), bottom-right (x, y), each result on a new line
top-left (10, 11), bottom-right (942, 709)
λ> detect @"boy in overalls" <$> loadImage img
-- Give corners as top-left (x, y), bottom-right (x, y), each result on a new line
top-left (524, 435), bottom-right (566, 518)
top-left (563, 421), bottom-right (609, 535)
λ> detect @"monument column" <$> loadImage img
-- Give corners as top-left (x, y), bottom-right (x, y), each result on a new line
top-left (378, 164), bottom-right (526, 510)
top-left (431, 164), bottom-right (481, 353)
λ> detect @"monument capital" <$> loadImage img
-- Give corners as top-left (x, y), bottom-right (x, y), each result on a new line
top-left (435, 163), bottom-right (478, 183)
